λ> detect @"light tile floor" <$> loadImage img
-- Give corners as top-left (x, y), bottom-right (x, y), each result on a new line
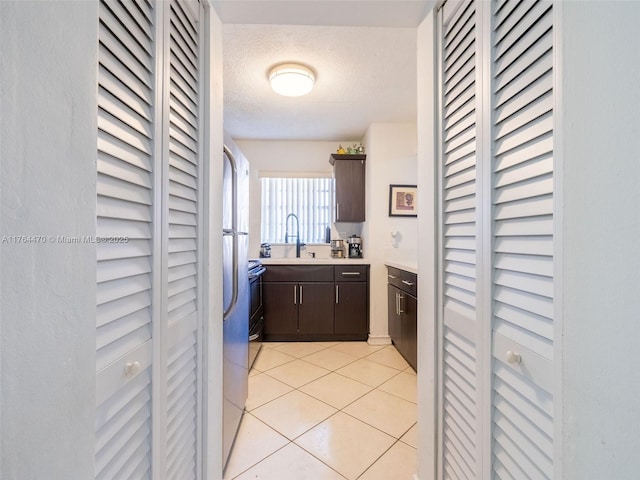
top-left (223, 341), bottom-right (417, 480)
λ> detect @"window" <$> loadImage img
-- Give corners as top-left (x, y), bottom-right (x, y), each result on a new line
top-left (261, 176), bottom-right (333, 244)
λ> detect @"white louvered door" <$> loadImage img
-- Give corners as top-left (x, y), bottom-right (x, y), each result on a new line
top-left (438, 1), bottom-right (484, 478)
top-left (163, 1), bottom-right (202, 478)
top-left (490, 1), bottom-right (554, 478)
top-left (96, 1), bottom-right (203, 478)
top-left (436, 0), bottom-right (556, 478)
top-left (96, 1), bottom-right (157, 477)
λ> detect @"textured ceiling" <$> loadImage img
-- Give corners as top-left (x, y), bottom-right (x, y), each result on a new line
top-left (218, 1), bottom-right (434, 141)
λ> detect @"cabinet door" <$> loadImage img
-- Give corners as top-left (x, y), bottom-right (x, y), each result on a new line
top-left (388, 285), bottom-right (402, 348)
top-left (263, 282), bottom-right (298, 335)
top-left (334, 159), bottom-right (365, 222)
top-left (335, 282), bottom-right (368, 335)
top-left (401, 294), bottom-right (417, 371)
top-left (297, 282), bottom-right (335, 334)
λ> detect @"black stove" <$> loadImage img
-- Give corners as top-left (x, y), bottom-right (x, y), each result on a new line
top-left (248, 259), bottom-right (263, 273)
top-left (248, 259), bottom-right (265, 369)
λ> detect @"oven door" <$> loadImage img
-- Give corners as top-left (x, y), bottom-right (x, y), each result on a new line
top-left (248, 315), bottom-right (263, 369)
top-left (248, 266), bottom-right (265, 368)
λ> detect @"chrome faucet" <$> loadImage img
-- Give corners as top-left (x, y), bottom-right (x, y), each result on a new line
top-left (284, 213), bottom-right (304, 258)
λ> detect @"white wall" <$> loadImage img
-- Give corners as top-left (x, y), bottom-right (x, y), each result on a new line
top-left (559, 3), bottom-right (640, 478)
top-left (235, 139), bottom-right (359, 257)
top-left (204, 5), bottom-right (225, 478)
top-left (416, 10), bottom-right (437, 480)
top-left (362, 123), bottom-right (418, 343)
top-left (0, 2), bottom-right (98, 478)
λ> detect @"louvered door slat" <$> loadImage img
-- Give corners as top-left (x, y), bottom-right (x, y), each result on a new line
top-left (170, 164), bottom-right (198, 189)
top-left (494, 252), bottom-right (553, 277)
top-left (494, 1), bottom-right (546, 51)
top-left (98, 134), bottom-right (153, 174)
top-left (96, 315), bottom-right (150, 369)
top-left (494, 92), bottom-right (552, 141)
top-left (493, 216), bottom-right (553, 237)
top-left (493, 0), bottom-right (520, 29)
top-left (444, 98), bottom-right (475, 133)
top-left (99, 45), bottom-right (152, 102)
top-left (96, 0), bottom-right (155, 477)
top-left (444, 43), bottom-right (474, 90)
top-left (120, 0), bottom-right (153, 40)
top-left (444, 390), bottom-right (475, 438)
top-left (494, 53), bottom-right (552, 107)
top-left (444, 436), bottom-right (474, 478)
top-left (495, 155), bottom-right (553, 189)
top-left (445, 2), bottom-right (475, 51)
top-left (494, 15), bottom-right (552, 77)
top-left (494, 302), bottom-right (553, 343)
top-left (494, 74), bottom-right (552, 125)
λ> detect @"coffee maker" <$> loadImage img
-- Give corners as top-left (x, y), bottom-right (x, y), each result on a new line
top-left (347, 235), bottom-right (363, 258)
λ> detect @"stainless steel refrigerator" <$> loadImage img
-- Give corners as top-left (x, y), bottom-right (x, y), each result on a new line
top-left (222, 138), bottom-right (249, 468)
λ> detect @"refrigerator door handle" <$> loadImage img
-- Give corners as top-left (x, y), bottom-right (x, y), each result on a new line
top-left (223, 145), bottom-right (240, 320)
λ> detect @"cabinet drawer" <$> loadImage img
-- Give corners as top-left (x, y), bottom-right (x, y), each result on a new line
top-left (263, 265), bottom-right (334, 282)
top-left (334, 265), bottom-right (368, 282)
top-left (386, 266), bottom-right (404, 290)
top-left (387, 266), bottom-right (417, 297)
top-left (400, 271), bottom-right (417, 297)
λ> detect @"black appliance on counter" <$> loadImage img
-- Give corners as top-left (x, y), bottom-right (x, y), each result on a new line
top-left (347, 235), bottom-right (363, 258)
top-left (248, 259), bottom-right (265, 368)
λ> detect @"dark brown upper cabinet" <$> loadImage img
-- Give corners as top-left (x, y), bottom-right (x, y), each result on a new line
top-left (329, 154), bottom-right (366, 222)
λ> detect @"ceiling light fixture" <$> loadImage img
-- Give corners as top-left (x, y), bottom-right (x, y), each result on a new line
top-left (269, 63), bottom-right (315, 97)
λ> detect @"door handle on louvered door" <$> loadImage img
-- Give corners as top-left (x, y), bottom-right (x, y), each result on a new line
top-left (505, 351), bottom-right (522, 365)
top-left (124, 361), bottom-right (141, 378)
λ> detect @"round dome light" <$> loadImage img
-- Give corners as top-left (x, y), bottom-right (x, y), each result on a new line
top-left (269, 63), bottom-right (315, 97)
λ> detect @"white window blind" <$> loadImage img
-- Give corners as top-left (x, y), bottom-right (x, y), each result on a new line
top-left (261, 177), bottom-right (333, 244)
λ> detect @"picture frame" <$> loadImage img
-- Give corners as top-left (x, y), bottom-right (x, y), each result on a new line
top-left (389, 184), bottom-right (418, 217)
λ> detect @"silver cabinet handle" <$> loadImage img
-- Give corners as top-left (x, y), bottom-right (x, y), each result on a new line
top-left (299, 285), bottom-right (303, 304)
top-left (402, 280), bottom-right (415, 286)
top-left (293, 285), bottom-right (297, 304)
top-left (335, 285), bottom-right (339, 303)
top-left (336, 203), bottom-right (340, 220)
top-left (341, 272), bottom-right (361, 277)
top-left (398, 293), bottom-right (405, 313)
top-left (388, 274), bottom-right (398, 279)
top-left (395, 292), bottom-right (400, 316)
top-left (249, 334), bottom-right (260, 341)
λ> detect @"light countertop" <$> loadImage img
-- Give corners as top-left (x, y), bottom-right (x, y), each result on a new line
top-left (258, 257), bottom-right (371, 265)
top-left (385, 259), bottom-right (418, 274)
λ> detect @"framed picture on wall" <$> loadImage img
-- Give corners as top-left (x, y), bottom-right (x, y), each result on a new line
top-left (389, 184), bottom-right (417, 217)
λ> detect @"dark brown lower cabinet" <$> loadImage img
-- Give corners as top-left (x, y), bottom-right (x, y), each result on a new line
top-left (387, 266), bottom-right (417, 371)
top-left (262, 282), bottom-right (297, 336)
top-left (263, 264), bottom-right (369, 341)
top-left (388, 285), bottom-right (403, 353)
top-left (298, 282), bottom-right (335, 334)
top-left (401, 292), bottom-right (417, 370)
top-left (335, 282), bottom-right (368, 336)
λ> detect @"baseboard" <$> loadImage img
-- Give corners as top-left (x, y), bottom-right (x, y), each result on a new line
top-left (367, 334), bottom-right (392, 346)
